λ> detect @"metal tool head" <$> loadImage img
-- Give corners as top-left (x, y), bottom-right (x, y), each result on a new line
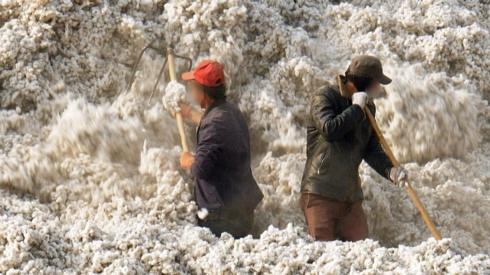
top-left (125, 40), bottom-right (192, 105)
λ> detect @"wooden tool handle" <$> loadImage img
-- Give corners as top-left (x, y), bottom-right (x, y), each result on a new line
top-left (365, 108), bottom-right (442, 240)
top-left (365, 109), bottom-right (399, 166)
top-left (405, 184), bottom-right (442, 240)
top-left (167, 48), bottom-right (190, 152)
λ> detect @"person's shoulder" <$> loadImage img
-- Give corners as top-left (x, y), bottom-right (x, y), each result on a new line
top-left (199, 113), bottom-right (222, 132)
top-left (214, 101), bottom-right (241, 115)
top-left (312, 83), bottom-right (340, 103)
top-left (326, 83), bottom-right (341, 98)
top-left (221, 101), bottom-right (237, 110)
top-left (314, 81), bottom-right (338, 94)
top-left (202, 102), bottom-right (232, 124)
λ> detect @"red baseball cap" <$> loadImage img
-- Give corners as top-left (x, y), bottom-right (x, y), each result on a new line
top-left (181, 59), bottom-right (225, 87)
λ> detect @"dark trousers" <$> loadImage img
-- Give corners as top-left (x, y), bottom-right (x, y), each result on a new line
top-left (197, 208), bottom-right (254, 238)
top-left (300, 193), bottom-right (368, 241)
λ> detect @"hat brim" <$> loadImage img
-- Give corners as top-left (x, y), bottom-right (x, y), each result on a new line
top-left (181, 70), bottom-right (195, 81)
top-left (379, 74), bottom-right (392, 85)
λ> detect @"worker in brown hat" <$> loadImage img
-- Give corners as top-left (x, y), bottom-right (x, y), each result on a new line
top-left (300, 55), bottom-right (408, 241)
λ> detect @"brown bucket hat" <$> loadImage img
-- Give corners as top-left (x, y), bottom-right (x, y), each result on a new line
top-left (347, 55), bottom-right (392, 85)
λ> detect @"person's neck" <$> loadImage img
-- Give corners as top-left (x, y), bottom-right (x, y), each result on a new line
top-left (202, 98), bottom-right (215, 109)
top-left (337, 76), bottom-right (358, 98)
top-left (345, 81), bottom-right (358, 98)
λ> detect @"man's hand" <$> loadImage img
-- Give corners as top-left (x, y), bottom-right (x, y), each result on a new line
top-left (166, 103), bottom-right (193, 119)
top-left (180, 152), bottom-right (195, 169)
top-left (389, 166), bottom-right (408, 188)
top-left (179, 102), bottom-right (193, 120)
top-left (179, 102), bottom-right (203, 125)
top-left (352, 92), bottom-right (368, 109)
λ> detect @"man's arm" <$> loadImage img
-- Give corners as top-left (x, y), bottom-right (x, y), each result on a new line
top-left (190, 120), bottom-right (222, 180)
top-left (311, 91), bottom-right (365, 142)
top-left (363, 133), bottom-right (393, 180)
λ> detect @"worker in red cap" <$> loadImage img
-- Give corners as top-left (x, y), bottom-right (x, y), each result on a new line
top-left (178, 59), bottom-right (263, 238)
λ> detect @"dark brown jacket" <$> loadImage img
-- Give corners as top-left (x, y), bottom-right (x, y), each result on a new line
top-left (300, 84), bottom-right (393, 202)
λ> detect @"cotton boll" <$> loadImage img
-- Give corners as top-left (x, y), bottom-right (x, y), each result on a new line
top-left (161, 81), bottom-right (187, 114)
top-left (197, 208), bottom-right (209, 220)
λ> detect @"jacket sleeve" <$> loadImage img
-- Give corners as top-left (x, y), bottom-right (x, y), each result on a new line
top-left (311, 91), bottom-right (366, 142)
top-left (191, 119), bottom-right (223, 181)
top-left (362, 105), bottom-right (394, 179)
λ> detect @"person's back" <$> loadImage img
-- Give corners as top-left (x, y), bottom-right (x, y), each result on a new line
top-left (193, 100), bottom-right (262, 215)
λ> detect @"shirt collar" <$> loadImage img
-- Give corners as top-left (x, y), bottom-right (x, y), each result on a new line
top-left (203, 98), bottom-right (227, 117)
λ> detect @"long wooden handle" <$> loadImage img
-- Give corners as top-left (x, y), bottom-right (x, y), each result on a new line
top-left (365, 108), bottom-right (442, 240)
top-left (167, 48), bottom-right (189, 152)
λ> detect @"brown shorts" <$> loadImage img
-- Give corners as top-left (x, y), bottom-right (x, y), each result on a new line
top-left (300, 193), bottom-right (368, 241)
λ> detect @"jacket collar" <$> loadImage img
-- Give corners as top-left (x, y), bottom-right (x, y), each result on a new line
top-left (197, 99), bottom-right (227, 137)
top-left (203, 98), bottom-right (227, 118)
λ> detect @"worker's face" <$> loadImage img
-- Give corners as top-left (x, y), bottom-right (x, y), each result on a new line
top-left (187, 80), bottom-right (206, 108)
top-left (366, 80), bottom-right (385, 98)
top-left (366, 80), bottom-right (381, 94)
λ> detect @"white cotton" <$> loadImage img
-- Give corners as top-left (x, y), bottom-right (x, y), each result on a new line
top-left (161, 81), bottom-right (187, 114)
top-left (197, 208), bottom-right (209, 220)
